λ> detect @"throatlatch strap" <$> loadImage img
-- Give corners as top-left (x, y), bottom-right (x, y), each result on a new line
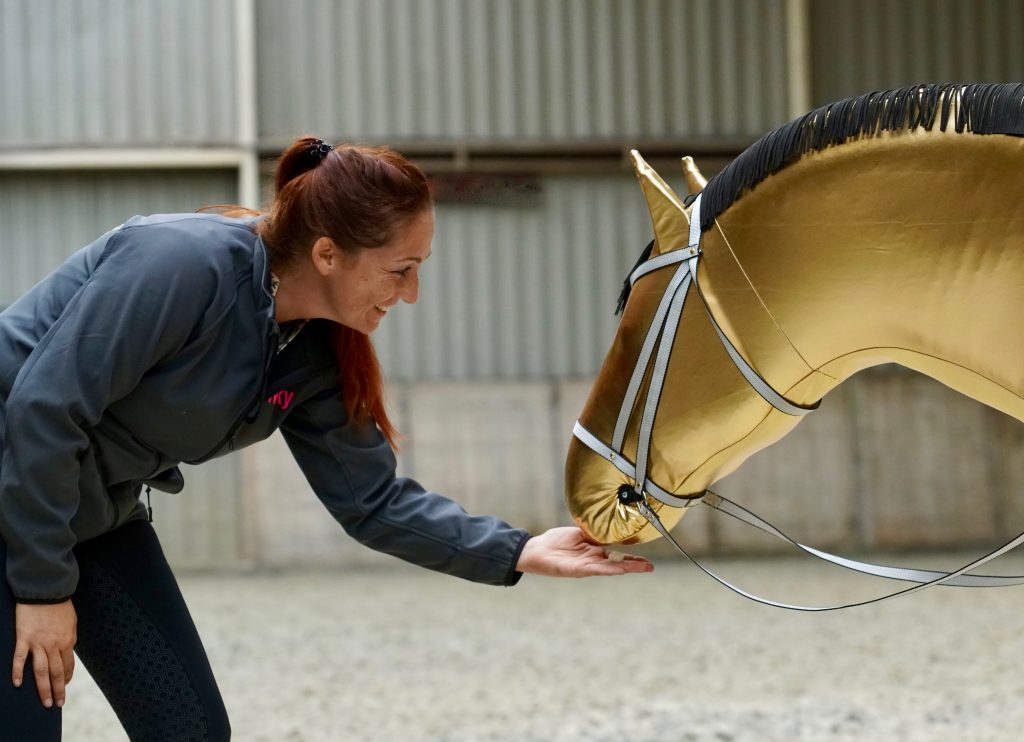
top-left (685, 193), bottom-right (818, 416)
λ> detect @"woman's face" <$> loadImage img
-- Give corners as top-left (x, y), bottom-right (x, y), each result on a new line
top-left (325, 209), bottom-right (434, 334)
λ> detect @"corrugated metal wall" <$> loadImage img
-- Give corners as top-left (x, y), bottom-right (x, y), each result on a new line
top-left (256, 0), bottom-right (793, 144)
top-left (0, 0), bottom-right (238, 146)
top-left (0, 170), bottom-right (238, 306)
top-left (7, 0), bottom-right (1021, 148)
top-left (373, 174), bottom-right (655, 379)
top-left (809, 0), bottom-right (1024, 104)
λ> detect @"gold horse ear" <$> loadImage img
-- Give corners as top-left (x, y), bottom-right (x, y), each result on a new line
top-left (630, 150), bottom-right (690, 256)
top-left (682, 156), bottom-right (707, 195)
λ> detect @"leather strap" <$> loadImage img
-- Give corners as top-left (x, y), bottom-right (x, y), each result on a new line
top-left (700, 489), bottom-right (1024, 588)
top-left (633, 493), bottom-right (1024, 611)
top-left (576, 420), bottom-right (1024, 590)
top-left (612, 266), bottom-right (692, 452)
top-left (573, 421), bottom-right (697, 509)
top-left (633, 268), bottom-right (692, 494)
top-left (685, 193), bottom-right (818, 416)
top-left (627, 247), bottom-right (692, 287)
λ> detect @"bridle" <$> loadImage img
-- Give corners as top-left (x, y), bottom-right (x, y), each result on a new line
top-left (572, 193), bottom-right (1024, 610)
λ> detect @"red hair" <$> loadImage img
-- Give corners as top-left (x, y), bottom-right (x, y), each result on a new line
top-left (253, 137), bottom-right (432, 448)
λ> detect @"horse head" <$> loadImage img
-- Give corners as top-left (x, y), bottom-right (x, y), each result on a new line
top-left (566, 83), bottom-right (1024, 547)
top-left (564, 151), bottom-right (828, 544)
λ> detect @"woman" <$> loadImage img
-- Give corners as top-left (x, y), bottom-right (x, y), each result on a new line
top-left (0, 137), bottom-right (651, 740)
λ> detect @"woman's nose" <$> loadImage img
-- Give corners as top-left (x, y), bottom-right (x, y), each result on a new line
top-left (400, 272), bottom-right (419, 304)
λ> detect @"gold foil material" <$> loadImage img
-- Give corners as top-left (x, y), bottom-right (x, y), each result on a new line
top-left (565, 132), bottom-right (1024, 545)
top-left (681, 156), bottom-right (707, 195)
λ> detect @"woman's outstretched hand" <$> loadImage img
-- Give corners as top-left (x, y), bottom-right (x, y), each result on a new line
top-left (515, 527), bottom-right (654, 578)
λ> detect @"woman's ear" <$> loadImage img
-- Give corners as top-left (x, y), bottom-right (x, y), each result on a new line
top-left (310, 236), bottom-right (338, 276)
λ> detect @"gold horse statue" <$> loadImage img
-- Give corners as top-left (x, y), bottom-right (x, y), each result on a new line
top-left (566, 83), bottom-right (1024, 560)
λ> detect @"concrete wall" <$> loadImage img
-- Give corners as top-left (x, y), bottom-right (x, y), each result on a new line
top-left (185, 366), bottom-right (1024, 569)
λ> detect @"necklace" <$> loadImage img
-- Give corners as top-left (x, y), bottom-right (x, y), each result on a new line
top-left (268, 272), bottom-right (306, 353)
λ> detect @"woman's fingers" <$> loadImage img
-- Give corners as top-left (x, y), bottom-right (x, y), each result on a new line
top-left (47, 650), bottom-right (66, 707)
top-left (577, 561), bottom-right (645, 577)
top-left (617, 558), bottom-right (654, 573)
top-left (609, 553), bottom-right (654, 571)
top-left (11, 637), bottom-right (28, 688)
top-left (31, 648), bottom-right (53, 708)
top-left (62, 647), bottom-right (75, 684)
top-left (12, 644), bottom-right (73, 708)
top-left (13, 600), bottom-right (78, 707)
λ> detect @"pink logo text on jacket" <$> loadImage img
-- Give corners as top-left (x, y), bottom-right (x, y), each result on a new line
top-left (266, 389), bottom-right (295, 410)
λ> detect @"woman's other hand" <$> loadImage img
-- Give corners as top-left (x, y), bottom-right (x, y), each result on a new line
top-left (12, 600), bottom-right (77, 708)
top-left (515, 527), bottom-right (653, 578)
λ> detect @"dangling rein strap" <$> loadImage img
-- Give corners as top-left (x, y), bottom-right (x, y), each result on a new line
top-left (577, 419), bottom-right (1024, 610)
top-left (635, 490), bottom-right (1024, 611)
top-left (572, 192), bottom-right (1024, 610)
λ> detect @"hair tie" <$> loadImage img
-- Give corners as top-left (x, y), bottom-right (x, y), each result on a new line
top-left (308, 139), bottom-right (333, 164)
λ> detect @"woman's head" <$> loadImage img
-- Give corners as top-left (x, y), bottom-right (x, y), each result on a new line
top-left (259, 137), bottom-right (434, 446)
top-left (304, 208), bottom-right (432, 334)
top-left (260, 136), bottom-right (433, 273)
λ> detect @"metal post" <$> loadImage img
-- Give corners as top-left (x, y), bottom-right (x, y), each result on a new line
top-left (235, 0), bottom-right (260, 209)
top-left (785, 0), bottom-right (813, 118)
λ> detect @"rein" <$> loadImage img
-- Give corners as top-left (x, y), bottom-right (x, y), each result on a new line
top-left (573, 193), bottom-right (1024, 610)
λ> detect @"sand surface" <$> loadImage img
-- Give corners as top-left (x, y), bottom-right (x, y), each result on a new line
top-left (60, 552), bottom-right (1024, 741)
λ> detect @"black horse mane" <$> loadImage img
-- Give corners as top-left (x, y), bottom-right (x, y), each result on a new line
top-left (698, 82), bottom-right (1024, 231)
top-left (616, 83), bottom-right (1024, 315)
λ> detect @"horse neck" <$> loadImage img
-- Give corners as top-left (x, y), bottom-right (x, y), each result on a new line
top-left (710, 130), bottom-right (1024, 422)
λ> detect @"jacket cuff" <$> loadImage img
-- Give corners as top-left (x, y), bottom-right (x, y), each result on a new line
top-left (15, 595), bottom-right (73, 605)
top-left (504, 531), bottom-right (532, 586)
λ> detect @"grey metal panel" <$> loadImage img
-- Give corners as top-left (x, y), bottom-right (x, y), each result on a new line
top-left (0, 0), bottom-right (238, 146)
top-left (371, 174), bottom-right (655, 380)
top-left (0, 169), bottom-right (237, 306)
top-left (256, 0), bottom-right (793, 143)
top-left (156, 456), bottom-right (247, 568)
top-left (810, 0), bottom-right (1024, 105)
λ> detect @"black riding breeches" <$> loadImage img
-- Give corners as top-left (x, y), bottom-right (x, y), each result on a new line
top-left (0, 520), bottom-right (231, 741)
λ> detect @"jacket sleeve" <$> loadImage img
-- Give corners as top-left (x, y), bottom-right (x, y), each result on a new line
top-left (0, 226), bottom-right (223, 602)
top-left (280, 388), bottom-right (531, 586)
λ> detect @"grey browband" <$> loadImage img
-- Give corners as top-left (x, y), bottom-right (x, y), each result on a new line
top-left (573, 192), bottom-right (1024, 610)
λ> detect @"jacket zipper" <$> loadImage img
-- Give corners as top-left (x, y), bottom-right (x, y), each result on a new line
top-left (186, 330), bottom-right (279, 464)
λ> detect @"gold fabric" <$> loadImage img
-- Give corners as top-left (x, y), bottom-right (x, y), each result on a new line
top-left (565, 131), bottom-right (1024, 544)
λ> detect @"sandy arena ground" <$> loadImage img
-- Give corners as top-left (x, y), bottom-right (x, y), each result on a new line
top-left (60, 551), bottom-right (1024, 742)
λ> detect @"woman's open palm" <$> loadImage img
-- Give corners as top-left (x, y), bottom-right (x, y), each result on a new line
top-left (515, 527), bottom-right (654, 578)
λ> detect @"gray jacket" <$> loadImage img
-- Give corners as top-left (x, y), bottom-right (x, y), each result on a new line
top-left (0, 213), bottom-right (529, 602)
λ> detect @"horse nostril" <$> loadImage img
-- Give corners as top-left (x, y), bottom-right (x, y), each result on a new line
top-left (616, 484), bottom-right (642, 504)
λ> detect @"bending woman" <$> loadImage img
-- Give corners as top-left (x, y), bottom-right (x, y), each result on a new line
top-left (0, 137), bottom-right (651, 741)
